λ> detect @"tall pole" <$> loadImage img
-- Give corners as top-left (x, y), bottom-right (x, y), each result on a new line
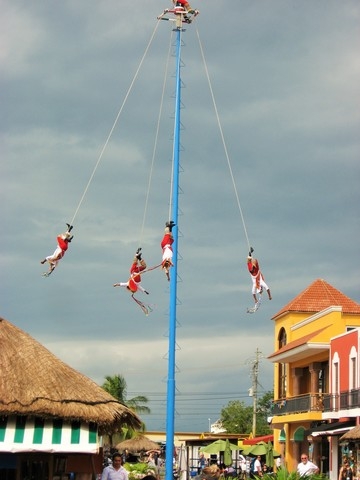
top-left (165, 20), bottom-right (182, 480)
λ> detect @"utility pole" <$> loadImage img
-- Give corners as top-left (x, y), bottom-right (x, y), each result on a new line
top-left (250, 348), bottom-right (262, 437)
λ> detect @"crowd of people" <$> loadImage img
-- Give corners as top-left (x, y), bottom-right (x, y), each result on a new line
top-left (99, 449), bottom-right (355, 480)
top-left (193, 454), bottom-right (279, 480)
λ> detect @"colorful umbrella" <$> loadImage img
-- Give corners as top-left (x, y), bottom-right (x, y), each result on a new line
top-left (200, 439), bottom-right (241, 454)
top-left (224, 439), bottom-right (233, 467)
top-left (240, 441), bottom-right (280, 459)
top-left (265, 441), bottom-right (275, 468)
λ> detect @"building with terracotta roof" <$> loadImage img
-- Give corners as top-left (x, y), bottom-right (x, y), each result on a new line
top-left (268, 279), bottom-right (360, 479)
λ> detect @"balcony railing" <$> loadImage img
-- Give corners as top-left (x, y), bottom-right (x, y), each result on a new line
top-left (272, 388), bottom-right (360, 416)
top-left (272, 393), bottom-right (324, 415)
top-left (323, 388), bottom-right (360, 412)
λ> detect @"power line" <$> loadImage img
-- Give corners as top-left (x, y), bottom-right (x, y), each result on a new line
top-left (127, 390), bottom-right (263, 397)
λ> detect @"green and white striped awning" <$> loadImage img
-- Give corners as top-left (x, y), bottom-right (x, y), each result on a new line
top-left (0, 416), bottom-right (99, 453)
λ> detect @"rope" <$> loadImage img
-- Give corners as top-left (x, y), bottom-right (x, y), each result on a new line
top-left (142, 263), bottom-right (163, 274)
top-left (130, 263), bottom-right (163, 277)
top-left (131, 294), bottom-right (152, 316)
top-left (195, 27), bottom-right (251, 251)
top-left (138, 29), bottom-right (174, 246)
top-left (69, 20), bottom-right (161, 227)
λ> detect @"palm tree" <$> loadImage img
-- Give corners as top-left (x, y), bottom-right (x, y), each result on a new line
top-left (102, 374), bottom-right (150, 445)
top-left (102, 374), bottom-right (150, 415)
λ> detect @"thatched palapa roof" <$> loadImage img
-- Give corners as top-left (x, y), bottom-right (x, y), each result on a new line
top-left (116, 434), bottom-right (161, 453)
top-left (0, 317), bottom-right (142, 434)
top-left (340, 425), bottom-right (360, 441)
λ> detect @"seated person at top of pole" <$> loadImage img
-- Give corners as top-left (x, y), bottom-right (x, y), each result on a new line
top-left (172, 0), bottom-right (199, 22)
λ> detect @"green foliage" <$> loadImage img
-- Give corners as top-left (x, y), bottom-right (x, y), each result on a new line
top-left (255, 390), bottom-right (274, 435)
top-left (220, 400), bottom-right (253, 434)
top-left (102, 374), bottom-right (151, 415)
top-left (257, 391), bottom-right (274, 414)
top-left (124, 462), bottom-right (157, 480)
top-left (219, 391), bottom-right (274, 434)
top-left (101, 373), bottom-right (150, 444)
top-left (260, 470), bottom-right (329, 480)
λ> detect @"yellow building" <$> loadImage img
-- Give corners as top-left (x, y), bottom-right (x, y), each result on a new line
top-left (268, 279), bottom-right (360, 476)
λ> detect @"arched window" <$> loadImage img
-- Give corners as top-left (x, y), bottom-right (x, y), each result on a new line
top-left (278, 327), bottom-right (287, 349)
top-left (349, 346), bottom-right (357, 390)
top-left (332, 352), bottom-right (340, 411)
top-left (293, 426), bottom-right (305, 442)
top-left (349, 346), bottom-right (358, 407)
top-left (278, 328), bottom-right (287, 398)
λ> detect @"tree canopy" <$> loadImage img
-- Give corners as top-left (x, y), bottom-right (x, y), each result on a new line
top-left (102, 373), bottom-right (151, 415)
top-left (220, 391), bottom-right (273, 435)
top-left (220, 400), bottom-right (253, 434)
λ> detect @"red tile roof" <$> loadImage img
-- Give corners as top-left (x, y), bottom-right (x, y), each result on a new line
top-left (267, 326), bottom-right (329, 359)
top-left (273, 279), bottom-right (360, 319)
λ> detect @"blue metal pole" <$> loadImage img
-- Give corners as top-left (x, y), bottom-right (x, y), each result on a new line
top-left (165, 23), bottom-right (182, 480)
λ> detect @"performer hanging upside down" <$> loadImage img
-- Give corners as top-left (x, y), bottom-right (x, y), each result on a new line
top-left (40, 224), bottom-right (73, 276)
top-left (161, 221), bottom-right (175, 281)
top-left (113, 248), bottom-right (149, 295)
top-left (113, 249), bottom-right (152, 315)
top-left (247, 247), bottom-right (272, 304)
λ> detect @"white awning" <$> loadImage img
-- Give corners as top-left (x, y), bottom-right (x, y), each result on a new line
top-left (311, 426), bottom-right (354, 437)
top-left (0, 416), bottom-right (99, 453)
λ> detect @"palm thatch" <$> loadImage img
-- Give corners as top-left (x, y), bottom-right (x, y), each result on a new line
top-left (116, 434), bottom-right (161, 453)
top-left (340, 425), bottom-right (360, 441)
top-left (0, 317), bottom-right (142, 434)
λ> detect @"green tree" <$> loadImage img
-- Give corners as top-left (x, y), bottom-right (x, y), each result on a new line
top-left (220, 400), bottom-right (253, 434)
top-left (102, 374), bottom-right (150, 445)
top-left (255, 390), bottom-right (273, 435)
top-left (102, 373), bottom-right (151, 415)
top-left (219, 391), bottom-right (274, 434)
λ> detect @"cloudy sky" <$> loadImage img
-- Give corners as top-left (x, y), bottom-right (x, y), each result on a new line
top-left (2, 0), bottom-right (359, 433)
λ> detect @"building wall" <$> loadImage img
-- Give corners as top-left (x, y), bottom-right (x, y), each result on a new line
top-left (330, 329), bottom-right (359, 392)
top-left (272, 309), bottom-right (360, 402)
top-left (271, 308), bottom-right (360, 475)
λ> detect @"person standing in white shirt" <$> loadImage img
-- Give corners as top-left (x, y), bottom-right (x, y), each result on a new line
top-left (297, 454), bottom-right (319, 477)
top-left (252, 456), bottom-right (262, 477)
top-left (101, 453), bottom-right (129, 480)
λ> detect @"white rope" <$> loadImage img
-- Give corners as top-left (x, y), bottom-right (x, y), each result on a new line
top-left (139, 29), bottom-right (175, 245)
top-left (69, 20), bottom-right (161, 226)
top-left (195, 27), bottom-right (251, 251)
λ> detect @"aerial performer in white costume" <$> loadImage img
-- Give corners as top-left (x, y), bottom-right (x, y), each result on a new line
top-left (41, 224), bottom-right (73, 276)
top-left (246, 247), bottom-right (272, 313)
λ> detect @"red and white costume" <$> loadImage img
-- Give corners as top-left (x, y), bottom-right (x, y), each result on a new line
top-left (161, 231), bottom-right (174, 266)
top-left (116, 259), bottom-right (147, 294)
top-left (45, 234), bottom-right (70, 269)
top-left (247, 258), bottom-right (269, 295)
top-left (172, 0), bottom-right (195, 13)
top-left (173, 0), bottom-right (190, 7)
